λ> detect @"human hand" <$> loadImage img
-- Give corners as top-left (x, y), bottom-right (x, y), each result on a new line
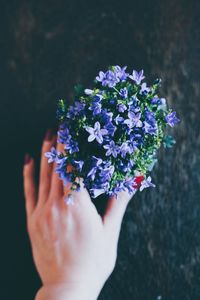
top-left (23, 129), bottom-right (135, 300)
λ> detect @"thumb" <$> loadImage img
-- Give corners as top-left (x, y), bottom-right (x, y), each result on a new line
top-left (102, 189), bottom-right (137, 242)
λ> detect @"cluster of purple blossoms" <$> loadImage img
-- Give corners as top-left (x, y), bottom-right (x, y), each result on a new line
top-left (96, 66), bottom-right (129, 88)
top-left (45, 66), bottom-right (180, 201)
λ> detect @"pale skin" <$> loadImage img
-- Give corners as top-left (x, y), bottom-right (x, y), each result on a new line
top-left (23, 129), bottom-right (136, 300)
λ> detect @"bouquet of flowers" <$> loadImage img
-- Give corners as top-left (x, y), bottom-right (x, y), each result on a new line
top-left (45, 66), bottom-right (180, 203)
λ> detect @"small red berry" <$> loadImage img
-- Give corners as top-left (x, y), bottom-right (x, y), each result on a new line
top-left (133, 175), bottom-right (144, 189)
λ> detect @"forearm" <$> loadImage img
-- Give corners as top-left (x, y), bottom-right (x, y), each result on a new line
top-left (35, 282), bottom-right (103, 300)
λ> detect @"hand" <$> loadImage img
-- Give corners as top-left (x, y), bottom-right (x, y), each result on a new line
top-left (23, 129), bottom-right (135, 300)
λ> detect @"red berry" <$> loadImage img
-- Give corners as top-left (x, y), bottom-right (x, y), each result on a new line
top-left (133, 175), bottom-right (144, 189)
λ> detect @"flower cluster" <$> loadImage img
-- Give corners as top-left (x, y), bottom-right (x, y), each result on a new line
top-left (45, 66), bottom-right (180, 201)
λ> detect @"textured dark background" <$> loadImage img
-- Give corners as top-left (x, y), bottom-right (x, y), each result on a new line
top-left (1, 0), bottom-right (200, 299)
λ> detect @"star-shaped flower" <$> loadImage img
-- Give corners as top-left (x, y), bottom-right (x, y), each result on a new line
top-left (44, 147), bottom-right (59, 163)
top-left (165, 111), bottom-right (180, 127)
top-left (139, 176), bottom-right (155, 191)
top-left (103, 140), bottom-right (120, 158)
top-left (124, 111), bottom-right (143, 128)
top-left (85, 121), bottom-right (108, 144)
top-left (129, 69), bottom-right (145, 84)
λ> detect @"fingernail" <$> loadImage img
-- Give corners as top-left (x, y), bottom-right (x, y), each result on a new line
top-left (44, 128), bottom-right (54, 141)
top-left (24, 154), bottom-right (31, 165)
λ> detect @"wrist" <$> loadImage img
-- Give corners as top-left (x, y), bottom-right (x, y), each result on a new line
top-left (35, 281), bottom-right (104, 300)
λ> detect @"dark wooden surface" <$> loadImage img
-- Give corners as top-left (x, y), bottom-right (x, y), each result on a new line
top-left (1, 1), bottom-right (200, 299)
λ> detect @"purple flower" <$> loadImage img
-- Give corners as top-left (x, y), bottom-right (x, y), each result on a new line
top-left (119, 87), bottom-right (128, 99)
top-left (100, 109), bottom-right (113, 123)
top-left (99, 164), bottom-right (115, 181)
top-left (145, 110), bottom-right (156, 124)
top-left (165, 111), bottom-right (180, 127)
top-left (94, 94), bottom-right (103, 102)
top-left (114, 65), bottom-right (129, 81)
top-left (54, 157), bottom-right (72, 185)
top-left (144, 110), bottom-right (158, 135)
top-left (112, 181), bottom-right (126, 194)
top-left (58, 127), bottom-right (70, 144)
top-left (59, 171), bottom-right (73, 186)
top-left (130, 132), bottom-right (144, 146)
top-left (129, 69), bottom-right (145, 84)
top-left (128, 97), bottom-right (141, 113)
top-left (55, 156), bottom-right (68, 169)
top-left (93, 156), bottom-right (103, 166)
top-left (150, 96), bottom-right (167, 110)
top-left (74, 101), bottom-right (85, 111)
top-left (72, 160), bottom-right (84, 171)
top-left (104, 70), bottom-right (119, 87)
top-left (120, 142), bottom-right (133, 158)
top-left (103, 140), bottom-right (120, 158)
top-left (104, 122), bottom-right (117, 136)
top-left (85, 121), bottom-right (108, 144)
top-left (96, 70), bottom-right (119, 88)
top-left (140, 82), bottom-right (150, 94)
top-left (64, 137), bottom-right (79, 154)
top-left (150, 96), bottom-right (161, 105)
top-left (117, 103), bottom-right (127, 112)
top-left (87, 167), bottom-right (98, 180)
top-left (124, 178), bottom-right (137, 194)
top-left (96, 71), bottom-right (105, 82)
top-left (143, 121), bottom-right (158, 135)
top-left (67, 101), bottom-right (85, 119)
top-left (124, 111), bottom-right (143, 128)
top-left (87, 156), bottom-right (103, 180)
top-left (130, 141), bottom-right (139, 152)
top-left (114, 114), bottom-right (124, 125)
top-left (97, 181), bottom-right (110, 191)
top-left (139, 176), bottom-right (155, 191)
top-left (89, 101), bottom-right (102, 115)
top-left (128, 96), bottom-right (139, 107)
top-left (45, 147), bottom-right (59, 163)
top-left (143, 110), bottom-right (158, 135)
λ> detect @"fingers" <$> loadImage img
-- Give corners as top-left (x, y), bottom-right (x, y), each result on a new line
top-left (102, 190), bottom-right (136, 241)
top-left (38, 129), bottom-right (56, 206)
top-left (23, 154), bottom-right (37, 217)
top-left (49, 140), bottom-right (65, 200)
